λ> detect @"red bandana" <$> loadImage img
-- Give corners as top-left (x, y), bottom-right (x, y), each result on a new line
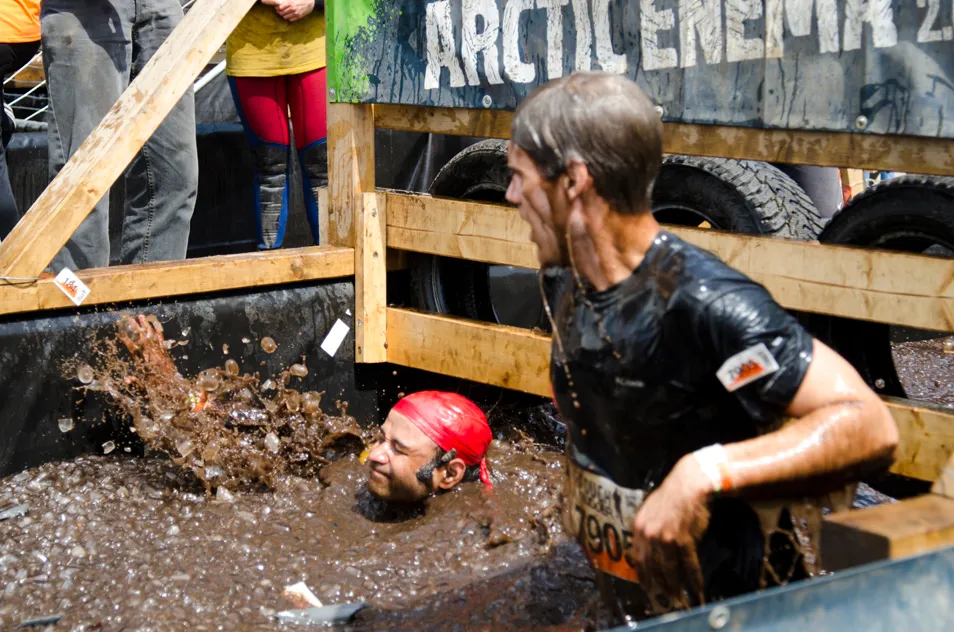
top-left (392, 391), bottom-right (493, 489)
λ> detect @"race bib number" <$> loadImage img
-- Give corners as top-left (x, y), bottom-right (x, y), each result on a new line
top-left (565, 461), bottom-right (645, 583)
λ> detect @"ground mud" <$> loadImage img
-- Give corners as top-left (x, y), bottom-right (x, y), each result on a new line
top-left (0, 441), bottom-right (610, 631)
top-left (892, 336), bottom-right (954, 408)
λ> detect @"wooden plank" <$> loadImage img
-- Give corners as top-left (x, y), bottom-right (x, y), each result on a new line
top-left (0, 246), bottom-right (354, 316)
top-left (373, 105), bottom-right (954, 177)
top-left (382, 309), bottom-right (954, 482)
top-left (887, 398), bottom-right (954, 483)
top-left (327, 103), bottom-right (374, 248)
top-left (382, 192), bottom-right (954, 332)
top-left (822, 494), bottom-right (954, 571)
top-left (6, 58), bottom-right (44, 88)
top-left (386, 308), bottom-right (551, 397)
top-left (386, 192), bottom-right (537, 269)
top-left (839, 168), bottom-right (866, 201)
top-left (0, 0), bottom-right (257, 278)
top-left (931, 452), bottom-right (954, 500)
top-left (355, 194), bottom-right (387, 362)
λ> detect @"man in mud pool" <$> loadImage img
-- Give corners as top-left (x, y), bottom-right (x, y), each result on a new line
top-left (365, 391), bottom-right (493, 503)
top-left (505, 72), bottom-right (899, 621)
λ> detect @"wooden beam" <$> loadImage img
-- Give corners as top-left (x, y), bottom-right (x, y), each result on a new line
top-left (386, 192), bottom-right (537, 269)
top-left (373, 104), bottom-right (954, 177)
top-left (822, 494), bottom-right (954, 571)
top-left (0, 0), bottom-right (257, 278)
top-left (382, 192), bottom-right (954, 332)
top-left (931, 452), bottom-right (954, 500)
top-left (355, 194), bottom-right (387, 362)
top-left (327, 103), bottom-right (375, 248)
top-left (386, 308), bottom-right (551, 397)
top-left (382, 309), bottom-right (954, 482)
top-left (0, 246), bottom-right (353, 316)
top-left (887, 398), bottom-right (954, 484)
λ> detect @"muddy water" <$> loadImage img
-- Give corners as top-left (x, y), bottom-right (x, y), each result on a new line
top-left (892, 337), bottom-right (954, 408)
top-left (0, 441), bottom-right (609, 631)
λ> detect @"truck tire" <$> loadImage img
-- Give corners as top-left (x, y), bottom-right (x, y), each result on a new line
top-left (410, 140), bottom-right (550, 329)
top-left (654, 156), bottom-right (825, 238)
top-left (812, 176), bottom-right (954, 397)
top-left (409, 144), bottom-right (824, 326)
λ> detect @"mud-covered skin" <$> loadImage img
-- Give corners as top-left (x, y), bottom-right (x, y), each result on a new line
top-left (543, 231), bottom-right (816, 615)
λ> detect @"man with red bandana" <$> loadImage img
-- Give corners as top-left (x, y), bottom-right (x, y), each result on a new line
top-left (366, 391), bottom-right (493, 503)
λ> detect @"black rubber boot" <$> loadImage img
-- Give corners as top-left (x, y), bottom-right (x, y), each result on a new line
top-left (250, 144), bottom-right (291, 249)
top-left (298, 140), bottom-right (328, 245)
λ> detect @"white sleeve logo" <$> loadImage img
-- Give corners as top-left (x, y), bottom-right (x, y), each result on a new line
top-left (716, 343), bottom-right (780, 392)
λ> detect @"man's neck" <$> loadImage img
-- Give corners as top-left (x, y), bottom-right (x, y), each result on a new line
top-left (567, 202), bottom-right (661, 292)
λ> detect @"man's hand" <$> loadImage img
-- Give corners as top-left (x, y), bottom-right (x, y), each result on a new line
top-left (626, 455), bottom-right (712, 609)
top-left (118, 315), bottom-right (178, 377)
top-left (261, 0), bottom-right (315, 22)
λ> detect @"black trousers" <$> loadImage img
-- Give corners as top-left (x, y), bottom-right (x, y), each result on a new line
top-left (0, 40), bottom-right (41, 240)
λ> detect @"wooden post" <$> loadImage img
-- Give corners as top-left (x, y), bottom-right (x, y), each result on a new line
top-left (0, 0), bottom-right (257, 278)
top-left (326, 103), bottom-right (375, 247)
top-left (823, 452), bottom-right (954, 571)
top-left (355, 193), bottom-right (387, 362)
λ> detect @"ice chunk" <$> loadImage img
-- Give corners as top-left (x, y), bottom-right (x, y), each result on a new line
top-left (261, 337), bottom-right (278, 353)
top-left (176, 439), bottom-right (194, 458)
top-left (70, 545), bottom-right (86, 558)
top-left (102, 441), bottom-right (116, 455)
top-left (57, 418), bottom-right (74, 433)
top-left (76, 365), bottom-right (94, 384)
top-left (197, 370), bottom-right (219, 392)
top-left (284, 390), bottom-right (301, 413)
top-left (216, 487), bottom-right (235, 503)
top-left (262, 379), bottom-right (276, 391)
top-left (301, 392), bottom-right (322, 415)
top-left (264, 433), bottom-right (281, 453)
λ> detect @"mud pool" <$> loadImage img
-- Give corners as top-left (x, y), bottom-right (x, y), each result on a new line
top-left (0, 439), bottom-right (611, 631)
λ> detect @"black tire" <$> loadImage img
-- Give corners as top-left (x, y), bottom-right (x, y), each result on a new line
top-left (410, 140), bottom-right (549, 329)
top-left (812, 176), bottom-right (954, 397)
top-left (410, 145), bottom-right (825, 325)
top-left (653, 156), bottom-right (825, 238)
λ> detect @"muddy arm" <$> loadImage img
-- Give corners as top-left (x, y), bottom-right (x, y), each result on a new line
top-left (717, 339), bottom-right (899, 494)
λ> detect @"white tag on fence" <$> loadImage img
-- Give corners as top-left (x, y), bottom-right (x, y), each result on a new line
top-left (53, 268), bottom-right (91, 306)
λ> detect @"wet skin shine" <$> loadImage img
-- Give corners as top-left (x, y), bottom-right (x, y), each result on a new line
top-left (506, 142), bottom-right (900, 607)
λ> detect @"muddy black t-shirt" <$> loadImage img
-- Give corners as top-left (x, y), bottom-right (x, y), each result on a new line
top-left (543, 230), bottom-right (814, 608)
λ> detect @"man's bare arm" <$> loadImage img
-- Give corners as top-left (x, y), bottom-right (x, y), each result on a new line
top-left (627, 338), bottom-right (898, 601)
top-left (716, 339), bottom-right (898, 493)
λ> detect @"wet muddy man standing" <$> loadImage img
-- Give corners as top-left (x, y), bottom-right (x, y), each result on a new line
top-left (505, 72), bottom-right (900, 622)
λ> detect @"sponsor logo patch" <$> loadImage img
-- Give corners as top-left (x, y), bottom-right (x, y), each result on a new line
top-left (716, 343), bottom-right (779, 392)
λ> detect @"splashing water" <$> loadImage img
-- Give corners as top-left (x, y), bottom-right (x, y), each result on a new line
top-left (72, 315), bottom-right (370, 492)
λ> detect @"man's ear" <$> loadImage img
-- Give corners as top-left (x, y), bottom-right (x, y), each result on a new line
top-left (564, 160), bottom-right (592, 201)
top-left (437, 458), bottom-right (467, 490)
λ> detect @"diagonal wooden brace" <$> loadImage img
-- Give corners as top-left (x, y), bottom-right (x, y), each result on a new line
top-left (0, 0), bottom-right (257, 278)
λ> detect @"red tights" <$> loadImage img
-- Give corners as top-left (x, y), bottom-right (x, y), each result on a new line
top-left (229, 67), bottom-right (327, 147)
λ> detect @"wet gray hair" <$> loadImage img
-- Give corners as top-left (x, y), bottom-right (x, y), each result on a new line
top-left (511, 72), bottom-right (662, 214)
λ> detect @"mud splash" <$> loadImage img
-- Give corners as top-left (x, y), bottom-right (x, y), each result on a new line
top-left (66, 315), bottom-right (369, 492)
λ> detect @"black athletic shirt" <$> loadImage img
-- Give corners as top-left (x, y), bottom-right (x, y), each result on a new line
top-left (543, 230), bottom-right (815, 606)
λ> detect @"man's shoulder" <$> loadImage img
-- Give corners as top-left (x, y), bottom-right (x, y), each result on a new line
top-left (660, 232), bottom-right (764, 312)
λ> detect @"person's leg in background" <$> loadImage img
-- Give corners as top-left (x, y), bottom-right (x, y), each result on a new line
top-left (0, 40), bottom-right (42, 240)
top-left (120, 0), bottom-right (197, 264)
top-left (42, 0), bottom-right (132, 270)
top-left (288, 67), bottom-right (327, 244)
top-left (0, 43), bottom-right (20, 239)
top-left (228, 75), bottom-right (292, 249)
